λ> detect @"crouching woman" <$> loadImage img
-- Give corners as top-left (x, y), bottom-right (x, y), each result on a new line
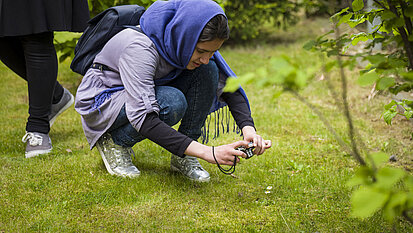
top-left (75, 0), bottom-right (271, 182)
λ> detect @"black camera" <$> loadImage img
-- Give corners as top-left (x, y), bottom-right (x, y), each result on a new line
top-left (236, 142), bottom-right (255, 159)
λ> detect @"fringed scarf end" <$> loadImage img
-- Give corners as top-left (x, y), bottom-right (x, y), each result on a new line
top-left (200, 105), bottom-right (240, 144)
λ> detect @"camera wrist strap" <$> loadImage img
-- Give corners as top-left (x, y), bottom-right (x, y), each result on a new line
top-left (212, 146), bottom-right (236, 175)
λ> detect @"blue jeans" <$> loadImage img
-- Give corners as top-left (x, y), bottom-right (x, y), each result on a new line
top-left (108, 60), bottom-right (219, 147)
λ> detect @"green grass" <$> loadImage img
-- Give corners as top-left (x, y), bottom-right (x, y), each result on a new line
top-left (1, 18), bottom-right (412, 232)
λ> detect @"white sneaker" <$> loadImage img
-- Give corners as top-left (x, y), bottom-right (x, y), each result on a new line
top-left (171, 155), bottom-right (210, 182)
top-left (22, 132), bottom-right (52, 158)
top-left (96, 133), bottom-right (140, 178)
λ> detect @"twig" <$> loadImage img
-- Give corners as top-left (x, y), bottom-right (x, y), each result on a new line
top-left (289, 90), bottom-right (354, 157)
top-left (324, 59), bottom-right (370, 155)
top-left (334, 27), bottom-right (367, 166)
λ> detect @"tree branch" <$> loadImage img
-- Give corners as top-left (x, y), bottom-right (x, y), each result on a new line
top-left (334, 27), bottom-right (367, 166)
top-left (387, 0), bottom-right (413, 69)
top-left (399, 0), bottom-right (413, 34)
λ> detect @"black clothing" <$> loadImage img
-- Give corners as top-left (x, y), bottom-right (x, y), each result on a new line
top-left (0, 0), bottom-right (89, 133)
top-left (0, 0), bottom-right (90, 36)
top-left (0, 32), bottom-right (60, 133)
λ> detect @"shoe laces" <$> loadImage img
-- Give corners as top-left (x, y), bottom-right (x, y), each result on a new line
top-left (22, 132), bottom-right (43, 146)
top-left (185, 156), bottom-right (203, 169)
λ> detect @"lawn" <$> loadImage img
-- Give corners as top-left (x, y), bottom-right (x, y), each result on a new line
top-left (0, 18), bottom-right (412, 232)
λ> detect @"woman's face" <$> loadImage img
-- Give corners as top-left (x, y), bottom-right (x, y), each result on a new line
top-left (186, 39), bottom-right (225, 70)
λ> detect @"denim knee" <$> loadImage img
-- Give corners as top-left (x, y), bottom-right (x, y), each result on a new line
top-left (156, 86), bottom-right (187, 126)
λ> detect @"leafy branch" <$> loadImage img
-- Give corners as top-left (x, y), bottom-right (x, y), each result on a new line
top-left (224, 0), bottom-right (413, 225)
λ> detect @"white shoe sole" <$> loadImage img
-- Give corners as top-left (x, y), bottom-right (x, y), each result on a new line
top-left (25, 147), bottom-right (52, 158)
top-left (49, 93), bottom-right (74, 126)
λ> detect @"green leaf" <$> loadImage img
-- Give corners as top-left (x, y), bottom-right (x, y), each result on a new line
top-left (351, 187), bottom-right (389, 218)
top-left (223, 77), bottom-right (241, 92)
top-left (380, 10), bottom-right (396, 21)
top-left (383, 192), bottom-right (407, 222)
top-left (366, 54), bottom-right (386, 65)
top-left (383, 109), bottom-right (397, 125)
top-left (357, 71), bottom-right (379, 86)
top-left (370, 152), bottom-right (388, 167)
top-left (337, 13), bottom-right (353, 27)
top-left (375, 167), bottom-right (405, 189)
top-left (404, 110), bottom-right (413, 119)
top-left (352, 0), bottom-right (364, 12)
top-left (384, 100), bottom-right (397, 110)
top-left (405, 6), bottom-right (413, 17)
top-left (348, 18), bottom-right (366, 28)
top-left (327, 49), bottom-right (339, 57)
top-left (376, 77), bottom-right (395, 90)
top-left (400, 72), bottom-right (413, 81)
top-left (404, 5), bottom-right (413, 17)
top-left (331, 7), bottom-right (349, 22)
top-left (394, 17), bottom-right (405, 28)
top-left (303, 40), bottom-right (316, 50)
top-left (351, 35), bottom-right (368, 45)
top-left (347, 166), bottom-right (374, 187)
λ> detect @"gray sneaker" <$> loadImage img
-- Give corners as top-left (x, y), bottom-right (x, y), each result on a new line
top-left (49, 87), bottom-right (74, 126)
top-left (171, 155), bottom-right (210, 182)
top-left (22, 132), bottom-right (52, 158)
top-left (96, 133), bottom-right (140, 178)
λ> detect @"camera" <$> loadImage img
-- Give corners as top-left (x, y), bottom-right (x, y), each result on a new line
top-left (236, 142), bottom-right (255, 159)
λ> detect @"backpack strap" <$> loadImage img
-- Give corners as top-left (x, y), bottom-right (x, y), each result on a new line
top-left (124, 25), bottom-right (143, 33)
top-left (90, 63), bottom-right (118, 73)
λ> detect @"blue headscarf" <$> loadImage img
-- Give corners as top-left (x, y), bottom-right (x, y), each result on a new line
top-left (140, 0), bottom-right (224, 71)
top-left (140, 0), bottom-right (241, 86)
top-left (140, 0), bottom-right (249, 114)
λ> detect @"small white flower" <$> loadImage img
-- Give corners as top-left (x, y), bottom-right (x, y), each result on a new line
top-left (266, 186), bottom-right (273, 190)
top-left (265, 191), bottom-right (271, 194)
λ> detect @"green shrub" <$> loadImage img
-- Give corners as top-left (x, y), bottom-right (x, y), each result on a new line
top-left (222, 0), bottom-right (300, 42)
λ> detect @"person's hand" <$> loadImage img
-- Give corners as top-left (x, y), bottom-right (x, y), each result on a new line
top-left (242, 126), bottom-right (272, 155)
top-left (204, 141), bottom-right (250, 166)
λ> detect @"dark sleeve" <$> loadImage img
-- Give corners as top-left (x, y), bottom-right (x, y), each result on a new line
top-left (221, 89), bottom-right (255, 130)
top-left (139, 112), bottom-right (193, 157)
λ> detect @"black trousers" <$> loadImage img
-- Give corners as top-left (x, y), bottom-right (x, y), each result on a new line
top-left (0, 32), bottom-right (64, 134)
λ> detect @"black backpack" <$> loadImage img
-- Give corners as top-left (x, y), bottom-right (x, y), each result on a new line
top-left (70, 5), bottom-right (145, 75)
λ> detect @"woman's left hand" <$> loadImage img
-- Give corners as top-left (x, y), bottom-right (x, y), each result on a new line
top-left (242, 126), bottom-right (272, 155)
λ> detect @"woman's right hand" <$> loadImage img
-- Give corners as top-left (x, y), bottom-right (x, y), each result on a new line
top-left (204, 141), bottom-right (250, 165)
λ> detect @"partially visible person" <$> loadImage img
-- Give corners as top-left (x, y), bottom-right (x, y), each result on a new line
top-left (0, 0), bottom-right (90, 158)
top-left (75, 0), bottom-right (271, 181)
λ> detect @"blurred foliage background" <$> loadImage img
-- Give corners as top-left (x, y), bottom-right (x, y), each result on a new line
top-left (56, 0), bottom-right (350, 61)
